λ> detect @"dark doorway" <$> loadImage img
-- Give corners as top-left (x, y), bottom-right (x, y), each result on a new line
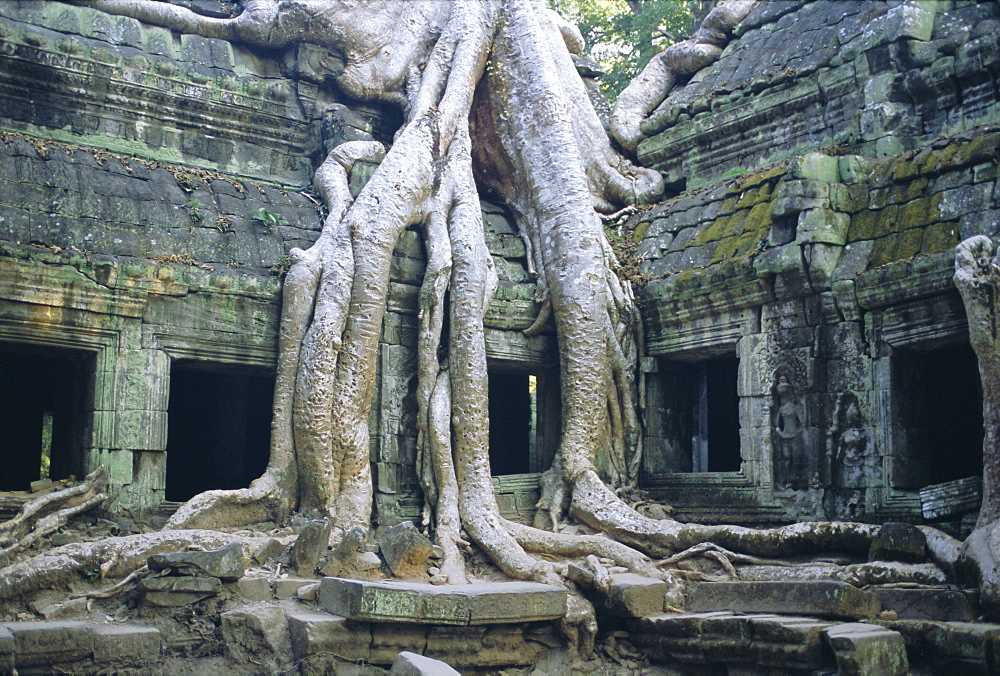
top-left (896, 343), bottom-right (983, 487)
top-left (488, 371), bottom-right (533, 475)
top-left (165, 363), bottom-right (274, 502)
top-left (0, 344), bottom-right (91, 491)
top-left (645, 354), bottom-right (741, 475)
top-left (487, 368), bottom-right (560, 476)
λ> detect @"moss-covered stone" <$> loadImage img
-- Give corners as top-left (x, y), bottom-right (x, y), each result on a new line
top-left (920, 220), bottom-right (959, 255)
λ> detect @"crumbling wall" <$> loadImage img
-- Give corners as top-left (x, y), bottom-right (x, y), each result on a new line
top-left (633, 0), bottom-right (1000, 531)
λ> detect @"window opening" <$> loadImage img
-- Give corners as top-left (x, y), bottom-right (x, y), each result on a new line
top-left (165, 363), bottom-right (274, 502)
top-left (0, 345), bottom-right (91, 491)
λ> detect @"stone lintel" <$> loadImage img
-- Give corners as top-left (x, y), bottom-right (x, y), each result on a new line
top-left (319, 578), bottom-right (567, 626)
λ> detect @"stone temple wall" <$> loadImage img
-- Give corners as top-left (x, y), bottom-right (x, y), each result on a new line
top-left (633, 0), bottom-right (1000, 533)
top-left (1, 0), bottom-right (997, 535)
top-left (0, 0), bottom-right (549, 523)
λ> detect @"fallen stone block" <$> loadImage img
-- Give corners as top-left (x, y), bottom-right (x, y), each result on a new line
top-left (291, 518), bottom-right (332, 576)
top-left (604, 574), bottom-right (668, 618)
top-left (93, 624), bottom-right (160, 665)
top-left (148, 542), bottom-right (246, 580)
top-left (139, 575), bottom-right (222, 606)
top-left (237, 575), bottom-right (272, 601)
top-left (5, 621), bottom-right (93, 668)
top-left (319, 577), bottom-right (567, 625)
top-left (379, 521), bottom-right (434, 580)
top-left (824, 622), bottom-right (908, 675)
top-left (37, 597), bottom-right (89, 620)
top-left (687, 581), bottom-right (880, 620)
top-left (252, 538), bottom-right (286, 564)
top-left (222, 605), bottom-right (292, 673)
top-left (287, 609), bottom-right (372, 665)
top-left (273, 576), bottom-right (316, 599)
top-left (871, 587), bottom-right (975, 621)
top-left (390, 650), bottom-right (460, 675)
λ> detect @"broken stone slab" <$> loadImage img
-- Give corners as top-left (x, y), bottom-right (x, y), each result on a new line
top-left (379, 521), bottom-right (434, 580)
top-left (687, 581), bottom-right (880, 620)
top-left (604, 574), bottom-right (668, 618)
top-left (290, 518), bottom-right (332, 577)
top-left (868, 522), bottom-right (926, 563)
top-left (139, 575), bottom-right (222, 607)
top-left (3, 621), bottom-right (93, 668)
top-left (390, 650), bottom-right (460, 675)
top-left (147, 542), bottom-right (246, 580)
top-left (871, 587), bottom-right (975, 621)
top-left (287, 609), bottom-right (372, 664)
top-left (824, 622), bottom-right (908, 675)
top-left (319, 577), bottom-right (567, 625)
top-left (92, 624), bottom-right (161, 665)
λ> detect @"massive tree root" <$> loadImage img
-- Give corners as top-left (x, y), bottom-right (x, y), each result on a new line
top-left (12, 0), bottom-right (946, 603)
top-left (954, 235), bottom-right (1000, 616)
top-left (0, 466), bottom-right (108, 565)
top-left (611, 0), bottom-right (757, 153)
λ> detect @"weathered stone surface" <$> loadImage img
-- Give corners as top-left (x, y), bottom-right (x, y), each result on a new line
top-left (629, 612), bottom-right (839, 670)
top-left (291, 518), bottom-right (332, 576)
top-left (4, 621), bottom-right (93, 668)
top-left (147, 542), bottom-right (246, 580)
top-left (379, 521), bottom-right (435, 580)
top-left (604, 574), bottom-right (668, 618)
top-left (273, 576), bottom-right (316, 600)
top-left (37, 598), bottom-right (89, 620)
top-left (869, 522), bottom-right (926, 563)
top-left (319, 578), bottom-right (567, 625)
top-left (139, 575), bottom-right (222, 606)
top-left (252, 538), bottom-right (286, 564)
top-left (286, 609), bottom-right (371, 664)
top-left (390, 651), bottom-right (461, 676)
top-left (92, 624), bottom-right (160, 665)
top-left (0, 625), bottom-right (12, 673)
top-left (222, 605), bottom-right (293, 673)
top-left (824, 622), bottom-right (908, 675)
top-left (237, 576), bottom-right (272, 602)
top-left (687, 581), bottom-right (880, 620)
top-left (872, 587), bottom-right (975, 621)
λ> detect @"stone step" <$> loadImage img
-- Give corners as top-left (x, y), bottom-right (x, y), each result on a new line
top-left (630, 611), bottom-right (908, 672)
top-left (872, 587), bottom-right (976, 621)
top-left (687, 580), bottom-right (881, 620)
top-left (318, 577), bottom-right (567, 626)
top-left (881, 618), bottom-right (1000, 672)
top-left (630, 612), bottom-right (837, 670)
top-left (826, 622), bottom-right (909, 675)
top-left (0, 621), bottom-right (160, 672)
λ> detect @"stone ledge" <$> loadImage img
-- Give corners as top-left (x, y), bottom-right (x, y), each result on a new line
top-left (0, 621), bottom-right (160, 671)
top-left (318, 577), bottom-right (567, 626)
top-left (687, 581), bottom-right (881, 620)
